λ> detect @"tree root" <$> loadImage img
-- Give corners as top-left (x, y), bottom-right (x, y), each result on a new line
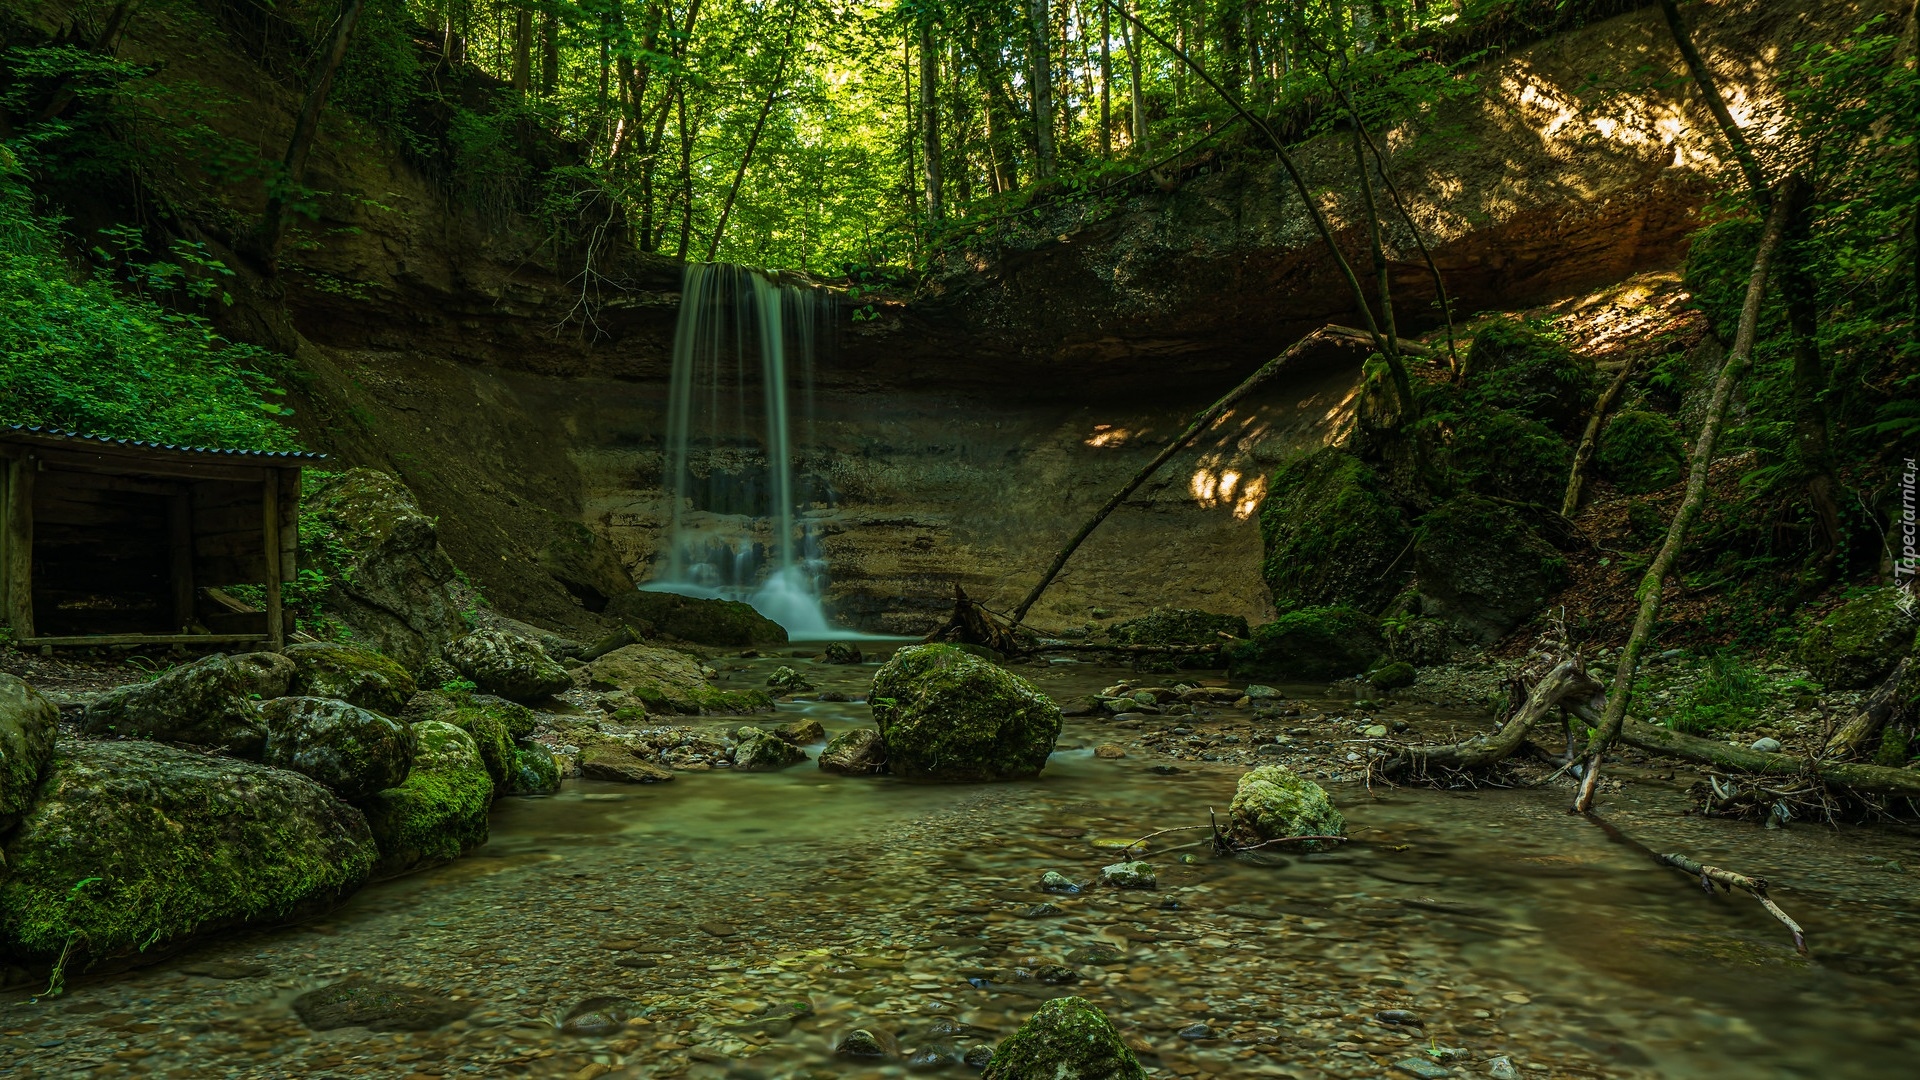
top-left (1613, 719), bottom-right (1920, 802)
top-left (1381, 657), bottom-right (1604, 777)
top-left (1822, 657), bottom-right (1912, 761)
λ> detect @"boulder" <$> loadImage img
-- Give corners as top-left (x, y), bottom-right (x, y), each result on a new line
top-left (1384, 614), bottom-right (1451, 666)
top-left (822, 641), bottom-right (864, 664)
top-left (0, 675), bottom-right (58, 831)
top-left (445, 701), bottom-right (520, 791)
top-left (581, 645), bottom-right (773, 715)
top-left (1367, 660), bottom-right (1418, 691)
top-left (1228, 765), bottom-right (1345, 851)
top-left (441, 630), bottom-right (574, 702)
top-left (283, 643), bottom-right (417, 716)
top-left (767, 665), bottom-right (814, 694)
top-left (301, 469), bottom-right (470, 672)
top-left (1461, 319), bottom-right (1597, 436)
top-left (1596, 410), bottom-right (1686, 494)
top-left (771, 718), bottom-right (825, 744)
top-left (1223, 608), bottom-right (1385, 682)
top-left (580, 744), bottom-right (675, 783)
top-left (506, 743), bottom-right (561, 796)
top-left (1412, 496), bottom-right (1567, 643)
top-left (1799, 588), bottom-right (1917, 690)
top-left (603, 589), bottom-right (788, 646)
top-left (80, 652), bottom-right (293, 755)
top-left (1100, 862), bottom-right (1157, 889)
top-left (818, 728), bottom-right (888, 776)
top-left (1105, 608), bottom-right (1249, 671)
top-left (1448, 409), bottom-right (1573, 507)
top-left (733, 728), bottom-right (808, 771)
top-left (260, 697), bottom-right (416, 801)
top-left (1259, 448), bottom-right (1411, 614)
top-left (980, 997), bottom-right (1146, 1080)
top-left (0, 740), bottom-right (375, 963)
top-left (359, 721), bottom-right (493, 879)
top-left (535, 520), bottom-right (636, 615)
top-left (870, 644), bottom-right (1061, 782)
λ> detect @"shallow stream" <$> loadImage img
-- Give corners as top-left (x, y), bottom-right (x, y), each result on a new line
top-left (4, 656), bottom-right (1917, 1079)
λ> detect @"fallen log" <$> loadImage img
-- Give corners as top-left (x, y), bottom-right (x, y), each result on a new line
top-left (1382, 659), bottom-right (1604, 775)
top-left (1610, 718), bottom-right (1920, 801)
top-left (1822, 657), bottom-right (1912, 761)
top-left (1657, 852), bottom-right (1808, 955)
top-left (1032, 640), bottom-right (1226, 654)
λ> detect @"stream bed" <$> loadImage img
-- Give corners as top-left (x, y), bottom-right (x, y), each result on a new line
top-left (3, 655), bottom-right (1917, 1079)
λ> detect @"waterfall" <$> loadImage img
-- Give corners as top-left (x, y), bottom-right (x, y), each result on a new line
top-left (646, 263), bottom-right (835, 636)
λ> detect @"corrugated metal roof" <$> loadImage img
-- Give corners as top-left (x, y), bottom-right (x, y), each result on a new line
top-left (2, 424), bottom-right (327, 461)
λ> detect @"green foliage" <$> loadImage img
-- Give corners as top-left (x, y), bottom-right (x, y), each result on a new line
top-left (1655, 653), bottom-right (1769, 735)
top-left (1258, 448), bottom-right (1410, 614)
top-left (1461, 319), bottom-right (1596, 435)
top-left (1449, 409), bottom-right (1571, 505)
top-left (1596, 410), bottom-right (1685, 494)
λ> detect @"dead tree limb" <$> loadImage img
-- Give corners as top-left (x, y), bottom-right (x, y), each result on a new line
top-left (1381, 659), bottom-right (1604, 776)
top-left (1607, 718), bottom-right (1920, 801)
top-left (1008, 326), bottom-right (1351, 627)
top-left (1574, 176), bottom-right (1803, 814)
top-left (1657, 852), bottom-right (1808, 954)
top-left (1660, 0), bottom-right (1771, 202)
top-left (1561, 355), bottom-right (1639, 517)
top-left (1823, 657), bottom-right (1912, 761)
top-left (1033, 640), bottom-right (1225, 654)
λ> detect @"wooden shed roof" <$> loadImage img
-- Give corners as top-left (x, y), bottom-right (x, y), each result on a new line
top-left (2, 425), bottom-right (326, 471)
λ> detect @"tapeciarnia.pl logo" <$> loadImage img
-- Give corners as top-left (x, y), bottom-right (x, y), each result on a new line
top-left (1899, 457), bottom-right (1918, 619)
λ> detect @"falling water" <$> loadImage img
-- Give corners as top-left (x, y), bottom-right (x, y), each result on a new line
top-left (646, 263), bottom-right (836, 636)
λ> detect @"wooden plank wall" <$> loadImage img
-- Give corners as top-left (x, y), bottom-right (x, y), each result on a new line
top-left (31, 471), bottom-right (174, 634)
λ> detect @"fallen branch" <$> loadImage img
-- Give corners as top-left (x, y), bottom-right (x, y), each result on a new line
top-left (1822, 657), bottom-right (1912, 761)
top-left (1381, 658), bottom-right (1604, 776)
top-left (1033, 639), bottom-right (1225, 654)
top-left (1611, 718), bottom-right (1920, 801)
top-left (1561, 355), bottom-right (1639, 517)
top-left (1658, 852), bottom-right (1808, 955)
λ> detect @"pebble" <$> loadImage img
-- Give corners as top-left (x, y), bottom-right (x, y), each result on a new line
top-left (1750, 736), bottom-right (1783, 753)
top-left (1039, 871), bottom-right (1081, 894)
top-left (1375, 1009), bottom-right (1422, 1026)
top-left (1177, 1022), bottom-right (1214, 1039)
top-left (1489, 1056), bottom-right (1520, 1080)
top-left (1391, 1056), bottom-right (1454, 1079)
top-left (699, 922), bottom-right (739, 938)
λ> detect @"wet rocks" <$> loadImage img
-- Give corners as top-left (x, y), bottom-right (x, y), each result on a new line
top-left (1224, 608), bottom-right (1385, 682)
top-left (766, 665), bottom-right (815, 694)
top-left (835, 1028), bottom-right (896, 1059)
top-left (1094, 743), bottom-right (1127, 758)
top-left (771, 717), bottom-right (825, 744)
top-left (1100, 861), bottom-right (1157, 889)
top-left (823, 641), bottom-right (864, 664)
top-left (440, 629), bottom-right (574, 702)
top-left (870, 644), bottom-right (1062, 782)
top-left (583, 645), bottom-right (773, 714)
top-left (506, 742), bottom-right (561, 795)
top-left (1750, 736), bottom-right (1784, 754)
top-left (980, 996), bottom-right (1145, 1080)
top-left (558, 995), bottom-right (636, 1035)
top-left (1368, 660), bottom-right (1418, 691)
top-left (1228, 764), bottom-right (1345, 850)
top-left (1799, 587), bottom-right (1916, 689)
top-left (732, 727), bottom-right (808, 771)
top-left (1258, 448), bottom-right (1412, 614)
top-left (1039, 871), bottom-right (1081, 894)
top-left (0, 675), bottom-right (57, 831)
top-left (602, 589), bottom-right (787, 646)
top-left (1391, 1056), bottom-right (1454, 1079)
top-left (80, 651), bottom-right (292, 755)
top-left (282, 643), bottom-right (417, 716)
top-left (1412, 496), bottom-right (1567, 644)
top-left (819, 728), bottom-right (888, 775)
top-left (443, 701), bottom-right (518, 791)
top-left (293, 978), bottom-right (472, 1032)
top-left (359, 720), bottom-right (493, 878)
top-left (580, 744), bottom-right (675, 783)
top-left (0, 740), bottom-right (375, 963)
top-left (260, 696), bottom-right (416, 800)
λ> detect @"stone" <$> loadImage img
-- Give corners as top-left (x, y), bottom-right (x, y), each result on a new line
top-left (559, 995), bottom-right (636, 1035)
top-left (602, 588), bottom-right (788, 646)
top-left (1386, 616), bottom-right (1452, 666)
top-left (0, 675), bottom-right (57, 832)
top-left (580, 744), bottom-right (675, 783)
top-left (835, 1028), bottom-right (893, 1059)
top-left (733, 727), bottom-right (808, 771)
top-left (1798, 588), bottom-right (1916, 689)
top-left (1368, 660), bottom-right (1418, 691)
top-left (1749, 736), bottom-right (1783, 754)
top-left (823, 641), bottom-right (864, 664)
top-left (980, 996), bottom-right (1145, 1080)
top-left (1228, 765), bottom-right (1345, 851)
top-left (1364, 724), bottom-right (1390, 738)
top-left (1093, 743), bottom-right (1126, 759)
top-left (301, 469), bottom-right (470, 672)
top-left (1413, 496), bottom-right (1568, 643)
top-left (582, 645), bottom-right (773, 715)
top-left (1177, 1023), bottom-right (1213, 1039)
top-left (260, 697), bottom-right (417, 801)
top-left (1462, 318), bottom-right (1598, 435)
top-left (180, 960), bottom-right (268, 979)
top-left (1596, 409), bottom-right (1686, 494)
top-left (1489, 1057), bottom-right (1520, 1080)
top-left (766, 665), bottom-right (815, 693)
top-left (506, 742), bottom-right (561, 795)
top-left (1259, 448), bottom-right (1412, 614)
top-left (771, 718), bottom-right (825, 744)
top-left (0, 740), bottom-right (375, 964)
top-left (444, 700), bottom-right (521, 790)
top-left (1376, 1009), bottom-right (1422, 1026)
top-left (818, 728), bottom-right (888, 775)
top-left (1242, 684), bottom-right (1279, 699)
top-left (359, 720), bottom-right (493, 879)
top-left (441, 630), bottom-right (574, 702)
top-left (282, 643), bottom-right (417, 716)
top-left (535, 519), bottom-right (636, 616)
top-left (1105, 608), bottom-right (1250, 671)
top-left (1391, 1056), bottom-right (1454, 1079)
top-left (1100, 861), bottom-right (1156, 889)
top-left (80, 652), bottom-right (292, 755)
top-left (870, 644), bottom-right (1062, 782)
top-left (293, 978), bottom-right (472, 1032)
top-left (1223, 607), bottom-right (1386, 682)
top-left (1039, 871), bottom-right (1081, 894)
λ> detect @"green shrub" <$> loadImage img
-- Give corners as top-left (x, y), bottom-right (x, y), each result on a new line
top-left (1597, 410), bottom-right (1686, 494)
top-left (1258, 449), bottom-right (1410, 614)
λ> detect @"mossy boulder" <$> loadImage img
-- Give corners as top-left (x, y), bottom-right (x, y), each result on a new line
top-left (1367, 660), bottom-right (1418, 691)
top-left (1384, 614), bottom-right (1451, 666)
top-left (1106, 608), bottom-right (1250, 646)
top-left (0, 675), bottom-right (58, 832)
top-left (818, 728), bottom-right (888, 775)
top-left (0, 740), bottom-right (375, 963)
top-left (581, 645), bottom-right (773, 715)
top-left (822, 641), bottom-right (864, 664)
top-left (579, 744), bottom-right (675, 783)
top-left (870, 644), bottom-right (1062, 782)
top-left (1222, 607), bottom-right (1385, 682)
top-left (1258, 449), bottom-right (1410, 614)
top-left (283, 643), bottom-right (417, 716)
top-left (603, 589), bottom-right (788, 646)
top-left (767, 665), bottom-right (814, 694)
top-left (980, 997), bottom-right (1146, 1080)
top-left (732, 727), bottom-right (808, 771)
top-left (506, 743), bottom-right (561, 796)
top-left (79, 651), bottom-right (294, 756)
top-left (1596, 410), bottom-right (1686, 494)
top-left (1799, 588), bottom-right (1917, 690)
top-left (1228, 765), bottom-right (1345, 851)
top-left (1413, 496), bottom-right (1567, 643)
top-left (358, 720), bottom-right (493, 879)
top-left (441, 629), bottom-right (574, 702)
top-left (1450, 409), bottom-right (1573, 506)
top-left (303, 469), bottom-right (470, 672)
top-left (445, 704), bottom-right (517, 792)
top-left (260, 697), bottom-right (417, 801)
top-left (1463, 319), bottom-right (1597, 436)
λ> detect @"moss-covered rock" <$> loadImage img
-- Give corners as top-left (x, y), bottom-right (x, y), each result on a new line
top-left (260, 697), bottom-right (417, 801)
top-left (0, 675), bottom-right (58, 831)
top-left (283, 643), bottom-right (417, 716)
top-left (1367, 660), bottom-right (1418, 691)
top-left (1106, 608), bottom-right (1250, 646)
top-left (581, 645), bottom-right (773, 715)
top-left (506, 743), bottom-right (561, 796)
top-left (1412, 496), bottom-right (1567, 643)
top-left (0, 740), bottom-right (375, 962)
top-left (1799, 588), bottom-right (1917, 690)
top-left (822, 641), bottom-right (864, 664)
top-left (818, 728), bottom-right (888, 775)
top-left (445, 704), bottom-right (516, 792)
top-left (79, 652), bottom-right (293, 755)
top-left (1463, 319), bottom-right (1597, 436)
top-left (1228, 765), bottom-right (1345, 851)
top-left (1596, 409), bottom-right (1686, 494)
top-left (766, 665), bottom-right (814, 694)
top-left (980, 996), bottom-right (1146, 1080)
top-left (1222, 608), bottom-right (1384, 682)
top-left (732, 728), bottom-right (808, 771)
top-left (1450, 409), bottom-right (1573, 506)
top-left (303, 469), bottom-right (470, 672)
top-left (1384, 614), bottom-right (1451, 666)
top-left (771, 718), bottom-right (825, 744)
top-left (602, 589), bottom-right (788, 646)
top-left (358, 721), bottom-right (493, 879)
top-left (441, 629), bottom-right (574, 702)
top-left (579, 744), bottom-right (675, 783)
top-left (1258, 449), bottom-right (1410, 614)
top-left (870, 644), bottom-right (1061, 782)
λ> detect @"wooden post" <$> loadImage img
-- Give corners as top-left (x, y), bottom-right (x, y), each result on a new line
top-left (262, 474), bottom-right (284, 652)
top-left (4, 456), bottom-right (34, 639)
top-left (169, 490), bottom-right (195, 632)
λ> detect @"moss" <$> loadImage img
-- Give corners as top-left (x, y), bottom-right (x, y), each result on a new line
top-left (1874, 728), bottom-right (1912, 768)
top-left (442, 630), bottom-right (574, 702)
top-left (259, 697), bottom-right (417, 801)
top-left (732, 728), bottom-right (808, 771)
top-left (583, 645), bottom-right (773, 715)
top-left (981, 997), bottom-right (1145, 1080)
top-left (506, 743), bottom-right (561, 796)
top-left (1, 675), bottom-right (58, 830)
top-left (1367, 660), bottom-right (1418, 690)
top-left (1228, 765), bottom-right (1345, 851)
top-left (0, 740), bottom-right (375, 962)
top-left (446, 706), bottom-right (515, 791)
top-left (1258, 449), bottom-right (1410, 613)
top-left (283, 643), bottom-right (417, 716)
top-left (1450, 409), bottom-right (1573, 506)
top-left (870, 644), bottom-right (1062, 782)
top-left (1463, 319), bottom-right (1597, 435)
top-left (1412, 496), bottom-right (1567, 643)
top-left (602, 589), bottom-right (788, 646)
top-left (1596, 410), bottom-right (1686, 494)
top-left (1798, 588), bottom-right (1917, 690)
top-left (358, 720), bottom-right (493, 879)
top-left (1222, 607), bottom-right (1384, 682)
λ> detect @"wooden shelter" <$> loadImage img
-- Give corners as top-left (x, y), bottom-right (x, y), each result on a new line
top-left (0, 426), bottom-right (325, 651)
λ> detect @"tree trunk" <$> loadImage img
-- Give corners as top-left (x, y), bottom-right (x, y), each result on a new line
top-left (1124, 1), bottom-right (1148, 154)
top-left (541, 9), bottom-right (560, 95)
top-left (1782, 180), bottom-right (1842, 566)
top-left (1350, 119), bottom-right (1406, 397)
top-left (1823, 657), bottom-right (1912, 761)
top-left (676, 83), bottom-right (694, 259)
top-left (259, 0), bottom-right (365, 264)
top-left (1028, 0), bottom-right (1057, 179)
top-left (1100, 0), bottom-right (1112, 157)
top-left (1616, 719), bottom-right (1920, 801)
top-left (1563, 357), bottom-right (1639, 516)
top-left (512, 5), bottom-right (532, 92)
top-left (1382, 660), bottom-right (1605, 775)
top-left (1573, 176), bottom-right (1803, 814)
top-left (1659, 0), bottom-right (1770, 201)
top-left (919, 17), bottom-right (944, 221)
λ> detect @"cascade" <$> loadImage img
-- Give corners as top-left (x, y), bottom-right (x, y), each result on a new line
top-left (644, 263), bottom-right (837, 636)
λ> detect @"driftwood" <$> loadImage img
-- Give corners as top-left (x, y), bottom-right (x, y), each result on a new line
top-left (925, 584), bottom-right (1034, 655)
top-left (1382, 658), bottom-right (1603, 775)
top-left (1822, 657), bottom-right (1912, 761)
top-left (1561, 355), bottom-right (1639, 517)
top-left (1612, 718), bottom-right (1920, 801)
top-left (1032, 639), bottom-right (1225, 654)
top-left (1657, 852), bottom-right (1808, 955)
